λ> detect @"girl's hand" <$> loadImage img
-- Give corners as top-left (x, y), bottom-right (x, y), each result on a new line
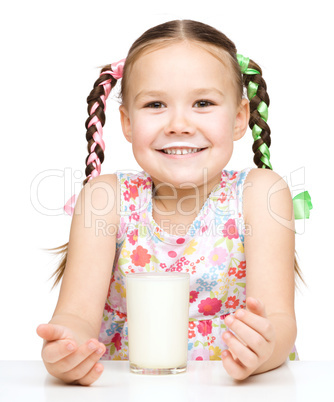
top-left (222, 297), bottom-right (276, 380)
top-left (36, 323), bottom-right (106, 386)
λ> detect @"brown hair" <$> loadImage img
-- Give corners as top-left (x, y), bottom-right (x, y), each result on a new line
top-left (50, 19), bottom-right (304, 288)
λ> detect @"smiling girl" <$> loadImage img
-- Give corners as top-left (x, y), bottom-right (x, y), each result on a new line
top-left (37, 19), bottom-right (302, 385)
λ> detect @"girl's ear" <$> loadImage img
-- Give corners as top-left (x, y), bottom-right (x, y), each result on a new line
top-left (119, 105), bottom-right (132, 143)
top-left (233, 98), bottom-right (250, 141)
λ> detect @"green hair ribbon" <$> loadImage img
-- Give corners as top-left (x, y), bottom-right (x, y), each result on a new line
top-left (292, 191), bottom-right (313, 219)
top-left (237, 54), bottom-right (272, 170)
top-left (237, 53), bottom-right (313, 221)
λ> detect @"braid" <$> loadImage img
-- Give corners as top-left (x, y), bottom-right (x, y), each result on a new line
top-left (237, 54), bottom-right (307, 286)
top-left (237, 55), bottom-right (272, 170)
top-left (84, 66), bottom-right (118, 185)
top-left (51, 60), bottom-right (124, 288)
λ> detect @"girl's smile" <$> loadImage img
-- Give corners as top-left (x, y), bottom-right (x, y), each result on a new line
top-left (157, 146), bottom-right (208, 158)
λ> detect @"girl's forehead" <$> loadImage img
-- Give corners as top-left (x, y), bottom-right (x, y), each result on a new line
top-left (127, 42), bottom-right (234, 94)
top-left (132, 41), bottom-right (228, 73)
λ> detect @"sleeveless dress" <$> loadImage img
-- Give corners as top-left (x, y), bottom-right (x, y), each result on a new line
top-left (98, 167), bottom-right (299, 362)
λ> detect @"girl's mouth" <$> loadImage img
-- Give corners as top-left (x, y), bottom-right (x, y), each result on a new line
top-left (157, 148), bottom-right (208, 159)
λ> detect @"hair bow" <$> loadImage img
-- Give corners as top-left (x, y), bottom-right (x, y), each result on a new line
top-left (110, 58), bottom-right (126, 79)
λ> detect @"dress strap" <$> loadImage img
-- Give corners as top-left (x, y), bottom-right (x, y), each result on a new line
top-left (115, 170), bottom-right (151, 243)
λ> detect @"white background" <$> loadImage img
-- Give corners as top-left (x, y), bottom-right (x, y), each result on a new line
top-left (1, 0), bottom-right (332, 361)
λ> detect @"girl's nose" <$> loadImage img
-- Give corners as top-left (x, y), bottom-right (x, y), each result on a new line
top-left (164, 110), bottom-right (196, 135)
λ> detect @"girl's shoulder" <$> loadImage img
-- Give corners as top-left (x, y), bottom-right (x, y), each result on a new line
top-left (243, 168), bottom-right (293, 227)
top-left (75, 173), bottom-right (121, 226)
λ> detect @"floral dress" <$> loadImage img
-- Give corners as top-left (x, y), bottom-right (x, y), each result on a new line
top-left (98, 167), bottom-right (299, 361)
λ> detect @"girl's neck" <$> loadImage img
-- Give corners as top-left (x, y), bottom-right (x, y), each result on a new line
top-left (151, 173), bottom-right (221, 217)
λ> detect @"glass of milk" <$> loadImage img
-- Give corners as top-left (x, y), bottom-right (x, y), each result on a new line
top-left (126, 272), bottom-right (190, 375)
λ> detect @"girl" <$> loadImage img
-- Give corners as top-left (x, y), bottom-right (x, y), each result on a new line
top-left (37, 19), bottom-right (307, 386)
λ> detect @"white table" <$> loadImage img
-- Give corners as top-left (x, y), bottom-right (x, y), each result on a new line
top-left (0, 360), bottom-right (333, 402)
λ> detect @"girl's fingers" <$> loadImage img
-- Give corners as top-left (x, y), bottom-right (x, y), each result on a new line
top-left (224, 313), bottom-right (273, 355)
top-left (246, 297), bottom-right (267, 318)
top-left (223, 330), bottom-right (258, 368)
top-left (55, 339), bottom-right (105, 374)
top-left (222, 349), bottom-right (249, 381)
top-left (42, 339), bottom-right (78, 364)
top-left (77, 362), bottom-right (104, 386)
top-left (63, 357), bottom-right (105, 385)
top-left (233, 310), bottom-right (275, 343)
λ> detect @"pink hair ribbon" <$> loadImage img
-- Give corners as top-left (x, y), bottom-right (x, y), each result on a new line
top-left (64, 194), bottom-right (78, 216)
top-left (63, 58), bottom-right (126, 216)
top-left (110, 58), bottom-right (125, 79)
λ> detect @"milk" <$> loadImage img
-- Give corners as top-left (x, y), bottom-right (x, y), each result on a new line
top-left (126, 272), bottom-right (190, 374)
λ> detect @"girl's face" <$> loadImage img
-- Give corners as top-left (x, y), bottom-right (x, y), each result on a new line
top-left (119, 41), bottom-right (249, 192)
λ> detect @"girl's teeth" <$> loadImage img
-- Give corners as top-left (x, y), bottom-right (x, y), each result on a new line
top-left (163, 148), bottom-right (201, 155)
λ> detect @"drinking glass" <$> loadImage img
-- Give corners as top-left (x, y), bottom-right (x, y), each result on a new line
top-left (126, 272), bottom-right (190, 375)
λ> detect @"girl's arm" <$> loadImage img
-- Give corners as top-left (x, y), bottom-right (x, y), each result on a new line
top-left (37, 173), bottom-right (120, 385)
top-left (222, 168), bottom-right (297, 380)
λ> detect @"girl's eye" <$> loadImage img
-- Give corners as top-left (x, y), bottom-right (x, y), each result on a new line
top-left (145, 102), bottom-right (165, 108)
top-left (194, 100), bottom-right (214, 108)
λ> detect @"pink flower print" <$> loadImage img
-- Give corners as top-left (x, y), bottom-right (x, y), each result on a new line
top-left (143, 178), bottom-right (152, 189)
top-left (225, 296), bottom-right (239, 309)
top-left (104, 303), bottom-right (113, 313)
top-left (130, 245), bottom-right (151, 267)
top-left (191, 348), bottom-right (210, 360)
top-left (111, 333), bottom-right (122, 351)
top-left (124, 191), bottom-right (131, 202)
top-left (129, 185), bottom-right (139, 200)
top-left (222, 219), bottom-right (239, 239)
top-left (129, 204), bottom-right (136, 212)
top-left (130, 212), bottom-right (140, 222)
top-left (197, 320), bottom-right (212, 336)
top-left (128, 229), bottom-right (138, 245)
top-left (198, 297), bottom-right (222, 316)
top-left (209, 247), bottom-right (228, 266)
top-left (189, 291), bottom-right (199, 303)
top-left (201, 225), bottom-right (208, 234)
